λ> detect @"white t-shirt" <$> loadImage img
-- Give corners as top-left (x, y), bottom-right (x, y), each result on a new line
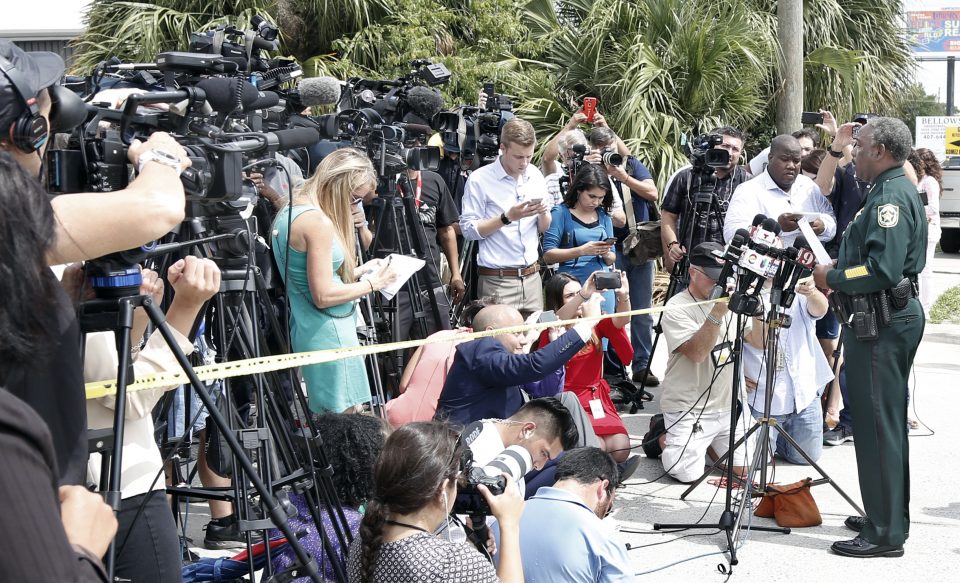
top-left (658, 290), bottom-right (749, 415)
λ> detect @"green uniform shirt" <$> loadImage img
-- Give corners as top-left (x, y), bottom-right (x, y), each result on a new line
top-left (826, 167), bottom-right (927, 294)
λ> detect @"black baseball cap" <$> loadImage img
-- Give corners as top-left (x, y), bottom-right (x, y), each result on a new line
top-left (0, 40), bottom-right (65, 127)
top-left (689, 242), bottom-right (724, 280)
top-left (852, 112), bottom-right (878, 125)
top-left (442, 131), bottom-right (460, 154)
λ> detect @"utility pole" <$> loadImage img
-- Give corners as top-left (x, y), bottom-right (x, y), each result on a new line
top-left (776, 0), bottom-right (803, 134)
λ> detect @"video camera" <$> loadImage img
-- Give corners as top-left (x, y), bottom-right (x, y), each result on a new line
top-left (45, 15), bottom-right (319, 296)
top-left (710, 214), bottom-right (816, 317)
top-left (456, 84), bottom-right (515, 170)
top-left (686, 132), bottom-right (729, 173)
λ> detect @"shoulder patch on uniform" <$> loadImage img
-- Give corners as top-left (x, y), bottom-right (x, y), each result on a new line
top-left (844, 265), bottom-right (869, 279)
top-left (877, 203), bottom-right (899, 228)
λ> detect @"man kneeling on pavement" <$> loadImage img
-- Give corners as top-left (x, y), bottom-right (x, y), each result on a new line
top-left (650, 243), bottom-right (764, 482)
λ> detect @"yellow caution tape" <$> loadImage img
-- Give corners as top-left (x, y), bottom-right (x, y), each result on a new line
top-left (85, 298), bottom-right (725, 399)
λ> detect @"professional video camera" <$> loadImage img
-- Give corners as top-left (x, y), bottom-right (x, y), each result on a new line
top-left (338, 59), bottom-right (454, 129)
top-left (46, 15), bottom-right (320, 296)
top-left (457, 84), bottom-right (515, 170)
top-left (710, 214), bottom-right (816, 317)
top-left (687, 132), bottom-right (730, 172)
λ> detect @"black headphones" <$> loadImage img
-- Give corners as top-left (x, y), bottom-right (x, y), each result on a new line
top-left (0, 54), bottom-right (49, 153)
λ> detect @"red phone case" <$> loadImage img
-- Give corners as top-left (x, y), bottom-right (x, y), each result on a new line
top-left (583, 97), bottom-right (597, 123)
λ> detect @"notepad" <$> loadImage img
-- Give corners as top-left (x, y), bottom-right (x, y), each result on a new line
top-left (359, 254), bottom-right (426, 300)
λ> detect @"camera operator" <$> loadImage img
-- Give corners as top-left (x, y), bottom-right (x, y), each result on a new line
top-left (460, 117), bottom-right (551, 318)
top-left (349, 421), bottom-right (525, 583)
top-left (660, 126), bottom-right (749, 273)
top-left (723, 134), bottom-right (836, 248)
top-left (0, 150), bottom-right (116, 582)
top-left (435, 131), bottom-right (468, 210)
top-left (586, 126), bottom-right (660, 387)
top-left (0, 41), bottom-right (190, 485)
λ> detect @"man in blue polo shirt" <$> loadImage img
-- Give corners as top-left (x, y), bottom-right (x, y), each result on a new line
top-left (511, 447), bottom-right (633, 582)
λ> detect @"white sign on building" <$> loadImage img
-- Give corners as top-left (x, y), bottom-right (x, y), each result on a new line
top-left (916, 116), bottom-right (960, 160)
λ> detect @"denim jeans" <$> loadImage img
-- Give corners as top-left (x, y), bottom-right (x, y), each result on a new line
top-left (837, 364), bottom-right (853, 432)
top-left (751, 398), bottom-right (823, 465)
top-left (615, 251), bottom-right (653, 372)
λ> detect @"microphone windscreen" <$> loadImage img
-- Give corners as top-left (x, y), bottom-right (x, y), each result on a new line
top-left (405, 86), bottom-right (444, 121)
top-left (793, 236), bottom-right (809, 249)
top-left (296, 76), bottom-right (342, 107)
top-left (752, 213), bottom-right (767, 227)
top-left (761, 217), bottom-right (781, 235)
top-left (734, 228), bottom-right (751, 242)
top-left (246, 91), bottom-right (280, 111)
top-left (198, 78), bottom-right (258, 113)
top-left (274, 127), bottom-right (320, 150)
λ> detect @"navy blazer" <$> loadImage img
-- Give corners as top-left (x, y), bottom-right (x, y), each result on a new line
top-left (435, 328), bottom-right (586, 426)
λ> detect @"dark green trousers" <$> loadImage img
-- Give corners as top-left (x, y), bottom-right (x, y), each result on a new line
top-left (843, 297), bottom-right (924, 546)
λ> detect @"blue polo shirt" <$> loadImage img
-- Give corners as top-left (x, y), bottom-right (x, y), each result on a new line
top-left (510, 487), bottom-right (634, 582)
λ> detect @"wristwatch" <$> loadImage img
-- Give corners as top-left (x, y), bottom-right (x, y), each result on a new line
top-left (500, 212), bottom-right (512, 225)
top-left (827, 147), bottom-right (843, 159)
top-left (705, 313), bottom-right (723, 327)
top-left (138, 148), bottom-right (183, 175)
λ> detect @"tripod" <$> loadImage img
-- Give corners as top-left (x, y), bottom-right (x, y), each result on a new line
top-left (634, 170), bottom-right (722, 411)
top-left (662, 294), bottom-right (865, 566)
top-left (369, 171), bottom-right (447, 390)
top-left (355, 233), bottom-right (389, 418)
top-left (156, 213), bottom-right (355, 581)
top-left (81, 288), bottom-right (325, 582)
top-left (652, 311), bottom-right (787, 566)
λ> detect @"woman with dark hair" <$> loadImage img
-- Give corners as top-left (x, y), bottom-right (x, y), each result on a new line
top-left (349, 422), bottom-right (524, 583)
top-left (271, 413), bottom-right (390, 581)
top-left (909, 147), bottom-right (943, 316)
top-left (0, 150), bottom-right (118, 580)
top-left (539, 272), bottom-right (635, 463)
top-left (543, 164), bottom-right (617, 312)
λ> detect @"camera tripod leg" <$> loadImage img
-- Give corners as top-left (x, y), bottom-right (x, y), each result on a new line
top-left (141, 300), bottom-right (325, 582)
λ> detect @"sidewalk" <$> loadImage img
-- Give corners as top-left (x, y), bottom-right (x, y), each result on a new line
top-left (615, 323), bottom-right (960, 579)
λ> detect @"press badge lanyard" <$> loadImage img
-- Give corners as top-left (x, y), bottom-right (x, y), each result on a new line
top-left (414, 174), bottom-right (423, 208)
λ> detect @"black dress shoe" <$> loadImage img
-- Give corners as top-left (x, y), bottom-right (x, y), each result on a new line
top-left (831, 536), bottom-right (904, 558)
top-left (844, 515), bottom-right (865, 532)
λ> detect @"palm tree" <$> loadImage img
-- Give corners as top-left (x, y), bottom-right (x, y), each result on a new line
top-left (513, 0), bottom-right (777, 188)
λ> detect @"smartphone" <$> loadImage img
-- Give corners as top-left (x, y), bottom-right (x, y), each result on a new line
top-left (800, 111), bottom-right (824, 125)
top-left (483, 81), bottom-right (495, 98)
top-left (594, 271), bottom-right (622, 290)
top-left (538, 310), bottom-right (558, 324)
top-left (603, 237), bottom-right (617, 245)
top-left (582, 97), bottom-right (597, 123)
top-left (527, 197), bottom-right (543, 206)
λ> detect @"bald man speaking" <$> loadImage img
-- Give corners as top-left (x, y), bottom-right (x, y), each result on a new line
top-left (435, 304), bottom-right (598, 425)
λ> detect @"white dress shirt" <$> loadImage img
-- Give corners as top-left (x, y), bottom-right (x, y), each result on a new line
top-left (723, 170), bottom-right (836, 247)
top-left (743, 294), bottom-right (834, 416)
top-left (460, 156), bottom-right (548, 268)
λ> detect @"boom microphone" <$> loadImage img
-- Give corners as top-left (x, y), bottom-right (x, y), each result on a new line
top-left (294, 76), bottom-right (342, 107)
top-left (197, 77), bottom-right (259, 113)
top-left (247, 90), bottom-right (281, 111)
top-left (405, 85), bottom-right (444, 122)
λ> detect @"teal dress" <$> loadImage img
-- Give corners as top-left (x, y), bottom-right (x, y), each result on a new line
top-left (272, 205), bottom-right (370, 413)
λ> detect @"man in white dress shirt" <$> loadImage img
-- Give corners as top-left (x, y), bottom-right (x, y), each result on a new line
top-left (724, 135), bottom-right (836, 247)
top-left (461, 117), bottom-right (551, 317)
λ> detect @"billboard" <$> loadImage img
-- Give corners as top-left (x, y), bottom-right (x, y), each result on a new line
top-left (908, 10), bottom-right (960, 53)
top-left (915, 116), bottom-right (960, 160)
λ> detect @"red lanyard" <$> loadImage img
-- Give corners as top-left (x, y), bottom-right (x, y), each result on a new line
top-left (414, 174), bottom-right (423, 208)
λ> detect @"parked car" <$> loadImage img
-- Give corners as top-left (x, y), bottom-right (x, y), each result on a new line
top-left (941, 158), bottom-right (960, 253)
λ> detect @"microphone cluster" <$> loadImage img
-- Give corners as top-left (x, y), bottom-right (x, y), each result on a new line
top-left (711, 214), bottom-right (816, 317)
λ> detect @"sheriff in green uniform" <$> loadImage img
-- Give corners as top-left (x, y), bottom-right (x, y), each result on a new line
top-left (814, 117), bottom-right (926, 558)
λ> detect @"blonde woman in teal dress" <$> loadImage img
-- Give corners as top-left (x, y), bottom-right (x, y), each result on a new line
top-left (272, 148), bottom-right (396, 413)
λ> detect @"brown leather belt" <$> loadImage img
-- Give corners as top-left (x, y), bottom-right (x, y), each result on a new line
top-left (477, 264), bottom-right (539, 278)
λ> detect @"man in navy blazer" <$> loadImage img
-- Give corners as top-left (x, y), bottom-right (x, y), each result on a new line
top-left (436, 304), bottom-right (596, 426)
